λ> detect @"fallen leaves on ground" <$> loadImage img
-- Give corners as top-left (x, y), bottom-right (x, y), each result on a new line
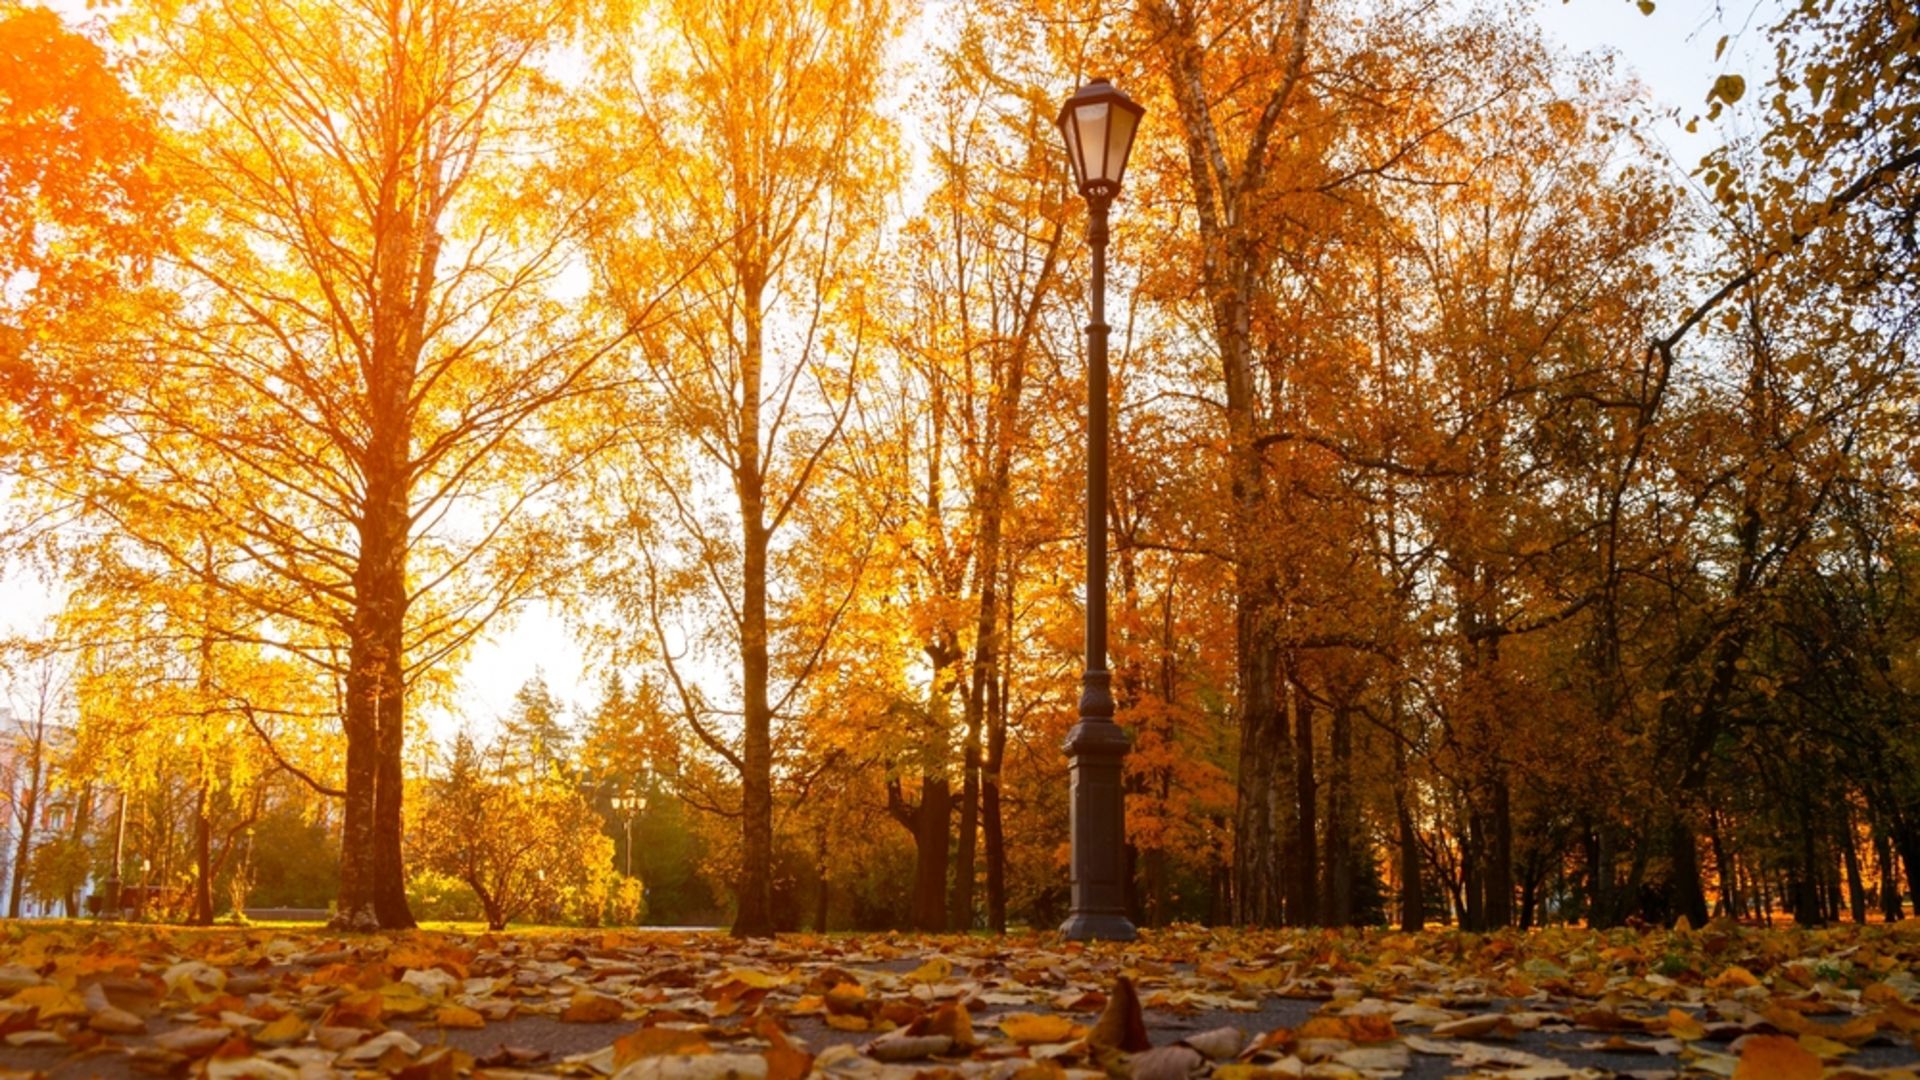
top-left (1, 920), bottom-right (1919, 1078)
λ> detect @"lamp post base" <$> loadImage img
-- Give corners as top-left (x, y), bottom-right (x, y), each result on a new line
top-left (1060, 910), bottom-right (1137, 941)
top-left (1060, 698), bottom-right (1137, 942)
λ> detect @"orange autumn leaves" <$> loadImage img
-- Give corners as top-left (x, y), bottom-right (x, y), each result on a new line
top-left (7, 921), bottom-right (1920, 1078)
top-left (0, 6), bottom-right (165, 445)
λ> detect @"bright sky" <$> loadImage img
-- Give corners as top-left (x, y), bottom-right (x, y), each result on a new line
top-left (1, 0), bottom-right (1782, 741)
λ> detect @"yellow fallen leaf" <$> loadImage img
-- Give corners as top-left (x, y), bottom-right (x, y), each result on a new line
top-left (1211, 1066), bottom-right (1294, 1080)
top-left (1797, 1033), bottom-right (1853, 1059)
top-left (434, 1005), bottom-right (486, 1030)
top-left (721, 968), bottom-right (788, 990)
top-left (1230, 967), bottom-right (1289, 991)
top-left (379, 984), bottom-right (433, 1017)
top-left (560, 990), bottom-right (627, 1024)
top-left (1732, 1034), bottom-right (1820, 1080)
top-left (1708, 966), bottom-right (1761, 990)
top-left (615, 1028), bottom-right (713, 1069)
top-left (904, 957), bottom-right (952, 984)
top-left (1299, 1015), bottom-right (1397, 1042)
top-left (1662, 1009), bottom-right (1705, 1041)
top-left (825, 983), bottom-right (867, 1015)
top-left (253, 1014), bottom-right (310, 1045)
top-left (7, 985), bottom-right (86, 1021)
top-left (998, 1013), bottom-right (1076, 1044)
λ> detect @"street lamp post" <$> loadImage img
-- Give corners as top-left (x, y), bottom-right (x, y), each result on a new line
top-left (611, 788), bottom-right (647, 880)
top-left (1056, 77), bottom-right (1144, 942)
top-left (104, 792), bottom-right (127, 917)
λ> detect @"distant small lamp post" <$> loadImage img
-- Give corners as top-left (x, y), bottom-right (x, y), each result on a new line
top-left (611, 788), bottom-right (648, 879)
top-left (1056, 77), bottom-right (1144, 942)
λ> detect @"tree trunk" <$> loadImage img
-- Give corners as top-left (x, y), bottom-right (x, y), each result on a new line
top-left (951, 715), bottom-right (981, 931)
top-left (1834, 811), bottom-right (1861, 923)
top-left (1874, 823), bottom-right (1903, 921)
top-left (193, 780), bottom-right (214, 925)
top-left (1143, 0), bottom-right (1314, 932)
top-left (374, 673), bottom-right (413, 928)
top-left (68, 785), bottom-right (93, 917)
top-left (1708, 805), bottom-right (1738, 918)
top-left (1461, 811), bottom-right (1484, 931)
top-left (984, 569), bottom-right (1014, 934)
top-left (1391, 691), bottom-right (1423, 931)
top-left (1289, 678), bottom-right (1317, 926)
top-left (1826, 830), bottom-right (1846, 924)
top-left (1669, 815), bottom-right (1709, 927)
top-left (1325, 699), bottom-right (1352, 926)
top-left (732, 275), bottom-right (776, 940)
top-left (1892, 817), bottom-right (1920, 916)
top-left (814, 825), bottom-right (830, 932)
top-left (1517, 861), bottom-right (1538, 930)
top-left (1794, 784), bottom-right (1824, 925)
top-left (1486, 775), bottom-right (1513, 928)
top-left (890, 777), bottom-right (949, 931)
top-left (7, 732), bottom-right (41, 918)
top-left (983, 680), bottom-right (1008, 933)
top-left (1232, 628), bottom-right (1287, 925)
top-left (338, 541), bottom-right (414, 931)
top-left (1582, 822), bottom-right (1612, 926)
top-left (336, 708), bottom-right (380, 929)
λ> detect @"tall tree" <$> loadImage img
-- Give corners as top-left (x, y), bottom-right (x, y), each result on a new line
top-left (31, 0), bottom-right (630, 928)
top-left (581, 0), bottom-right (895, 937)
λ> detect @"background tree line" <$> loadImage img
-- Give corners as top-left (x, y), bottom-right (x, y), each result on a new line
top-left (0, 0), bottom-right (1916, 934)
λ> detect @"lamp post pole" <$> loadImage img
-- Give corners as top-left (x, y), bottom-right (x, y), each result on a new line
top-left (1057, 77), bottom-right (1142, 942)
top-left (104, 791), bottom-right (126, 917)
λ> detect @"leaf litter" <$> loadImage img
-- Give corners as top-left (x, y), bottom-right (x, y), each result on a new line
top-left (0, 919), bottom-right (1918, 1079)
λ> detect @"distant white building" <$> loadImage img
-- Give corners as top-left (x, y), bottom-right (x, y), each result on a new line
top-left (0, 705), bottom-right (78, 918)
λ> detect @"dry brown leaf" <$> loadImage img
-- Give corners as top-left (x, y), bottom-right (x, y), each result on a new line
top-left (86, 1005), bottom-right (144, 1034)
top-left (1090, 975), bottom-right (1152, 1053)
top-left (397, 1046), bottom-right (476, 1080)
top-left (1179, 1026), bottom-right (1246, 1060)
top-left (866, 1033), bottom-right (952, 1061)
top-left (907, 1001), bottom-right (977, 1049)
top-left (1129, 1044), bottom-right (1205, 1080)
top-left (612, 1053), bottom-right (769, 1080)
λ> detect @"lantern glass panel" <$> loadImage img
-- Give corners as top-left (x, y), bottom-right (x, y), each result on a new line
top-left (1061, 112), bottom-right (1085, 187)
top-left (1103, 105), bottom-right (1137, 187)
top-left (1073, 101), bottom-right (1111, 184)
